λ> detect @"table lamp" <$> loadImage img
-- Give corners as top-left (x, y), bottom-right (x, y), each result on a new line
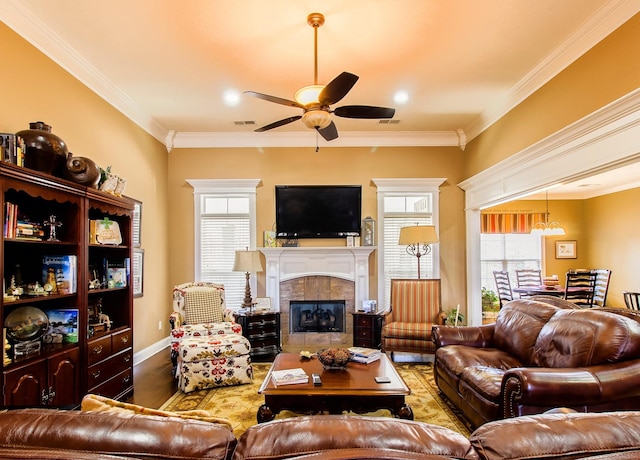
top-left (233, 248), bottom-right (264, 310)
top-left (398, 225), bottom-right (438, 279)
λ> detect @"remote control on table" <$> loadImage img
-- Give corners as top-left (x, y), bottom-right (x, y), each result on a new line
top-left (312, 373), bottom-right (322, 385)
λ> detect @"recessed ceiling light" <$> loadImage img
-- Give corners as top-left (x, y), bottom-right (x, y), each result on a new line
top-left (393, 90), bottom-right (409, 105)
top-left (223, 90), bottom-right (241, 106)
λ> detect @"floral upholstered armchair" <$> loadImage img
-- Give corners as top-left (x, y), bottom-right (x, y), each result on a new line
top-left (169, 282), bottom-right (252, 391)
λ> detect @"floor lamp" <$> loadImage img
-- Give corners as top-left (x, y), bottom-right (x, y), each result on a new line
top-left (398, 225), bottom-right (438, 279)
top-left (233, 249), bottom-right (264, 310)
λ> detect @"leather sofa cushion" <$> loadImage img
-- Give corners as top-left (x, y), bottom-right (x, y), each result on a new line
top-left (470, 411), bottom-right (640, 460)
top-left (533, 309), bottom-right (640, 368)
top-left (234, 415), bottom-right (478, 460)
top-left (436, 346), bottom-right (522, 377)
top-left (459, 366), bottom-right (505, 401)
top-left (493, 300), bottom-right (560, 366)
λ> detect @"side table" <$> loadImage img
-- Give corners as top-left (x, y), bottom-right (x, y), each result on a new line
top-left (352, 312), bottom-right (384, 349)
top-left (236, 311), bottom-right (281, 361)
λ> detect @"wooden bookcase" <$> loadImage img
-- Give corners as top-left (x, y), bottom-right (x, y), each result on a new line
top-left (0, 163), bottom-right (134, 407)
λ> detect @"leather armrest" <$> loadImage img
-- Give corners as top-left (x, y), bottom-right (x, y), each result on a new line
top-left (432, 324), bottom-right (495, 348)
top-left (503, 360), bottom-right (640, 417)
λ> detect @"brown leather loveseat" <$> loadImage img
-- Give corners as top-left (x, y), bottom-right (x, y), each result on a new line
top-left (3, 408), bottom-right (640, 459)
top-left (433, 297), bottom-right (640, 428)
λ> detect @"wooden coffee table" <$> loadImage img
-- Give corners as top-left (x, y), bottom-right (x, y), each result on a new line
top-left (257, 352), bottom-right (412, 423)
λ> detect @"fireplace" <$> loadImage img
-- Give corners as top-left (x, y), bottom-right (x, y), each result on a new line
top-left (290, 300), bottom-right (346, 333)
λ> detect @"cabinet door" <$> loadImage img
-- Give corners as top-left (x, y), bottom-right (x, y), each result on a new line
top-left (4, 360), bottom-right (47, 406)
top-left (49, 347), bottom-right (79, 406)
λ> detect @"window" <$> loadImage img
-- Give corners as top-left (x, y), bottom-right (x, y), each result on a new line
top-left (187, 179), bottom-right (260, 309)
top-left (481, 233), bottom-right (541, 292)
top-left (373, 178), bottom-right (445, 308)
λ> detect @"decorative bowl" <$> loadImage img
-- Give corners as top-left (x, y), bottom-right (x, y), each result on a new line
top-left (317, 347), bottom-right (350, 370)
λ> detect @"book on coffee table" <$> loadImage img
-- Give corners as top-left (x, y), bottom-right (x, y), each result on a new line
top-left (271, 367), bottom-right (309, 386)
top-left (348, 347), bottom-right (382, 364)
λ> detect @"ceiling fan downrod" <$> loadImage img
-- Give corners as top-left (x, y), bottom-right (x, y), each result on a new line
top-left (307, 13), bottom-right (325, 86)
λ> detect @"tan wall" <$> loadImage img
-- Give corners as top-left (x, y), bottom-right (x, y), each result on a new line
top-left (167, 146), bottom-right (468, 313)
top-left (464, 13), bottom-right (640, 178)
top-left (0, 23), bottom-right (169, 353)
top-left (487, 187), bottom-right (640, 309)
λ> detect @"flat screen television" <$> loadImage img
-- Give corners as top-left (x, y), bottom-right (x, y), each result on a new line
top-left (275, 185), bottom-right (362, 239)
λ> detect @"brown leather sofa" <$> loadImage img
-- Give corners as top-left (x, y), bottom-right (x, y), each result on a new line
top-left (2, 408), bottom-right (640, 459)
top-left (433, 297), bottom-right (640, 428)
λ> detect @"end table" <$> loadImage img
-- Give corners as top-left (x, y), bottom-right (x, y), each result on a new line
top-left (352, 311), bottom-right (384, 349)
top-left (236, 311), bottom-right (281, 361)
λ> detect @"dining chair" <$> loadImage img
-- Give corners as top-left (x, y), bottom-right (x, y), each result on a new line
top-left (592, 269), bottom-right (612, 307)
top-left (493, 270), bottom-right (513, 308)
top-left (623, 291), bottom-right (640, 311)
top-left (563, 271), bottom-right (597, 307)
top-left (515, 269), bottom-right (542, 298)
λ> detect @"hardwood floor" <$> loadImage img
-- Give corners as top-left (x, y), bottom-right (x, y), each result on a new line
top-left (128, 350), bottom-right (176, 408)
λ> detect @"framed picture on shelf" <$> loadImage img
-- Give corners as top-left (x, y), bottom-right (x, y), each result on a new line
top-left (44, 309), bottom-right (79, 344)
top-left (555, 240), bottom-right (577, 259)
top-left (254, 297), bottom-right (271, 312)
top-left (132, 200), bottom-right (142, 248)
top-left (132, 248), bottom-right (144, 297)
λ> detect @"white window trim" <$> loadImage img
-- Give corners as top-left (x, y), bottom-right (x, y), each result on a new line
top-left (186, 178), bottom-right (261, 285)
top-left (372, 178), bottom-right (446, 306)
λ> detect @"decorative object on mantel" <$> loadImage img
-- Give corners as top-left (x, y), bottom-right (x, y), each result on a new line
top-left (16, 121), bottom-right (68, 177)
top-left (63, 152), bottom-right (100, 187)
top-left (362, 216), bottom-right (375, 246)
top-left (398, 224), bottom-right (438, 279)
top-left (233, 248), bottom-right (264, 310)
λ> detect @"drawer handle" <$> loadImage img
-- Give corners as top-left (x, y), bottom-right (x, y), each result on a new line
top-left (92, 345), bottom-right (103, 355)
top-left (120, 336), bottom-right (129, 344)
top-left (124, 355), bottom-right (131, 363)
top-left (91, 370), bottom-right (101, 379)
top-left (122, 375), bottom-right (131, 384)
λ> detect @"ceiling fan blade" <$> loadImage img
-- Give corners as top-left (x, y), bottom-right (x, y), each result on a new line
top-left (317, 121), bottom-right (338, 141)
top-left (255, 116), bottom-right (302, 132)
top-left (319, 72), bottom-right (359, 105)
top-left (244, 91), bottom-right (303, 108)
top-left (334, 105), bottom-right (395, 119)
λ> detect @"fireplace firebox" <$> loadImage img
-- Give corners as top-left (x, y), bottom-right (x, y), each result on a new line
top-left (290, 300), bottom-right (346, 333)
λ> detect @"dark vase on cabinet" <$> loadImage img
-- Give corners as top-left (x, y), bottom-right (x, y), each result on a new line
top-left (352, 312), bottom-right (384, 349)
top-left (1, 163), bottom-right (134, 408)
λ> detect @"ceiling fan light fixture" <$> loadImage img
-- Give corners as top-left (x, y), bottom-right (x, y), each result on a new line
top-left (295, 85), bottom-right (325, 105)
top-left (301, 109), bottom-right (331, 129)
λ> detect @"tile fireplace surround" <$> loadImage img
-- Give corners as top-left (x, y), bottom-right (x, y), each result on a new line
top-left (260, 247), bottom-right (375, 350)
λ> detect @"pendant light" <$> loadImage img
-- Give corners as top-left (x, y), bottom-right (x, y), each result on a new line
top-left (530, 191), bottom-right (565, 236)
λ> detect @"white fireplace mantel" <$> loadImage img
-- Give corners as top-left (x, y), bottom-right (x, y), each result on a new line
top-left (259, 247), bottom-right (375, 311)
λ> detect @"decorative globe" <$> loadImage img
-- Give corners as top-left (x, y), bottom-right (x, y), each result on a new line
top-left (317, 348), bottom-right (350, 370)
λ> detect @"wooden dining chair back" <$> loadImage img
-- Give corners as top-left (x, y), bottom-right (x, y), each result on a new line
top-left (563, 271), bottom-right (597, 308)
top-left (493, 270), bottom-right (513, 308)
top-left (515, 269), bottom-right (542, 298)
top-left (592, 269), bottom-right (612, 307)
top-left (623, 291), bottom-right (640, 311)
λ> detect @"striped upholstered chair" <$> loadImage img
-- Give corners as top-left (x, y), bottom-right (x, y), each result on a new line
top-left (381, 279), bottom-right (444, 360)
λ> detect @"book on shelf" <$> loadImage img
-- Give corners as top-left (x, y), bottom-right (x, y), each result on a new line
top-left (271, 368), bottom-right (309, 386)
top-left (348, 346), bottom-right (382, 364)
top-left (42, 255), bottom-right (77, 294)
top-left (104, 257), bottom-right (130, 288)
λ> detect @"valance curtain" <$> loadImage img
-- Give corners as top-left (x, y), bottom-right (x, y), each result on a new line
top-left (481, 213), bottom-right (545, 234)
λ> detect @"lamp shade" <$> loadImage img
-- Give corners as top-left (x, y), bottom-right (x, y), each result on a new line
top-left (233, 250), bottom-right (263, 273)
top-left (398, 225), bottom-right (438, 245)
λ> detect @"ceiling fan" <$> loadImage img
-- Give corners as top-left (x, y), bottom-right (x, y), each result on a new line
top-left (244, 12), bottom-right (395, 142)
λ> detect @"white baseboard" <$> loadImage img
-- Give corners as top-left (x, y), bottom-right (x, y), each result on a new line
top-left (133, 336), bottom-right (170, 367)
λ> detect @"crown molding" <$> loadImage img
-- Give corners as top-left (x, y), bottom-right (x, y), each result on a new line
top-left (459, 88), bottom-right (640, 210)
top-left (170, 130), bottom-right (464, 150)
top-left (463, 0), bottom-right (639, 141)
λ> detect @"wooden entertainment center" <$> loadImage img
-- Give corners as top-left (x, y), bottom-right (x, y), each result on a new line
top-left (0, 163), bottom-right (134, 407)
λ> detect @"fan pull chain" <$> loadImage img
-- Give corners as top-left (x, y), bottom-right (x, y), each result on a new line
top-left (315, 132), bottom-right (320, 152)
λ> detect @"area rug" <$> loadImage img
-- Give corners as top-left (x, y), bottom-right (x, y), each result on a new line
top-left (160, 362), bottom-right (470, 437)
